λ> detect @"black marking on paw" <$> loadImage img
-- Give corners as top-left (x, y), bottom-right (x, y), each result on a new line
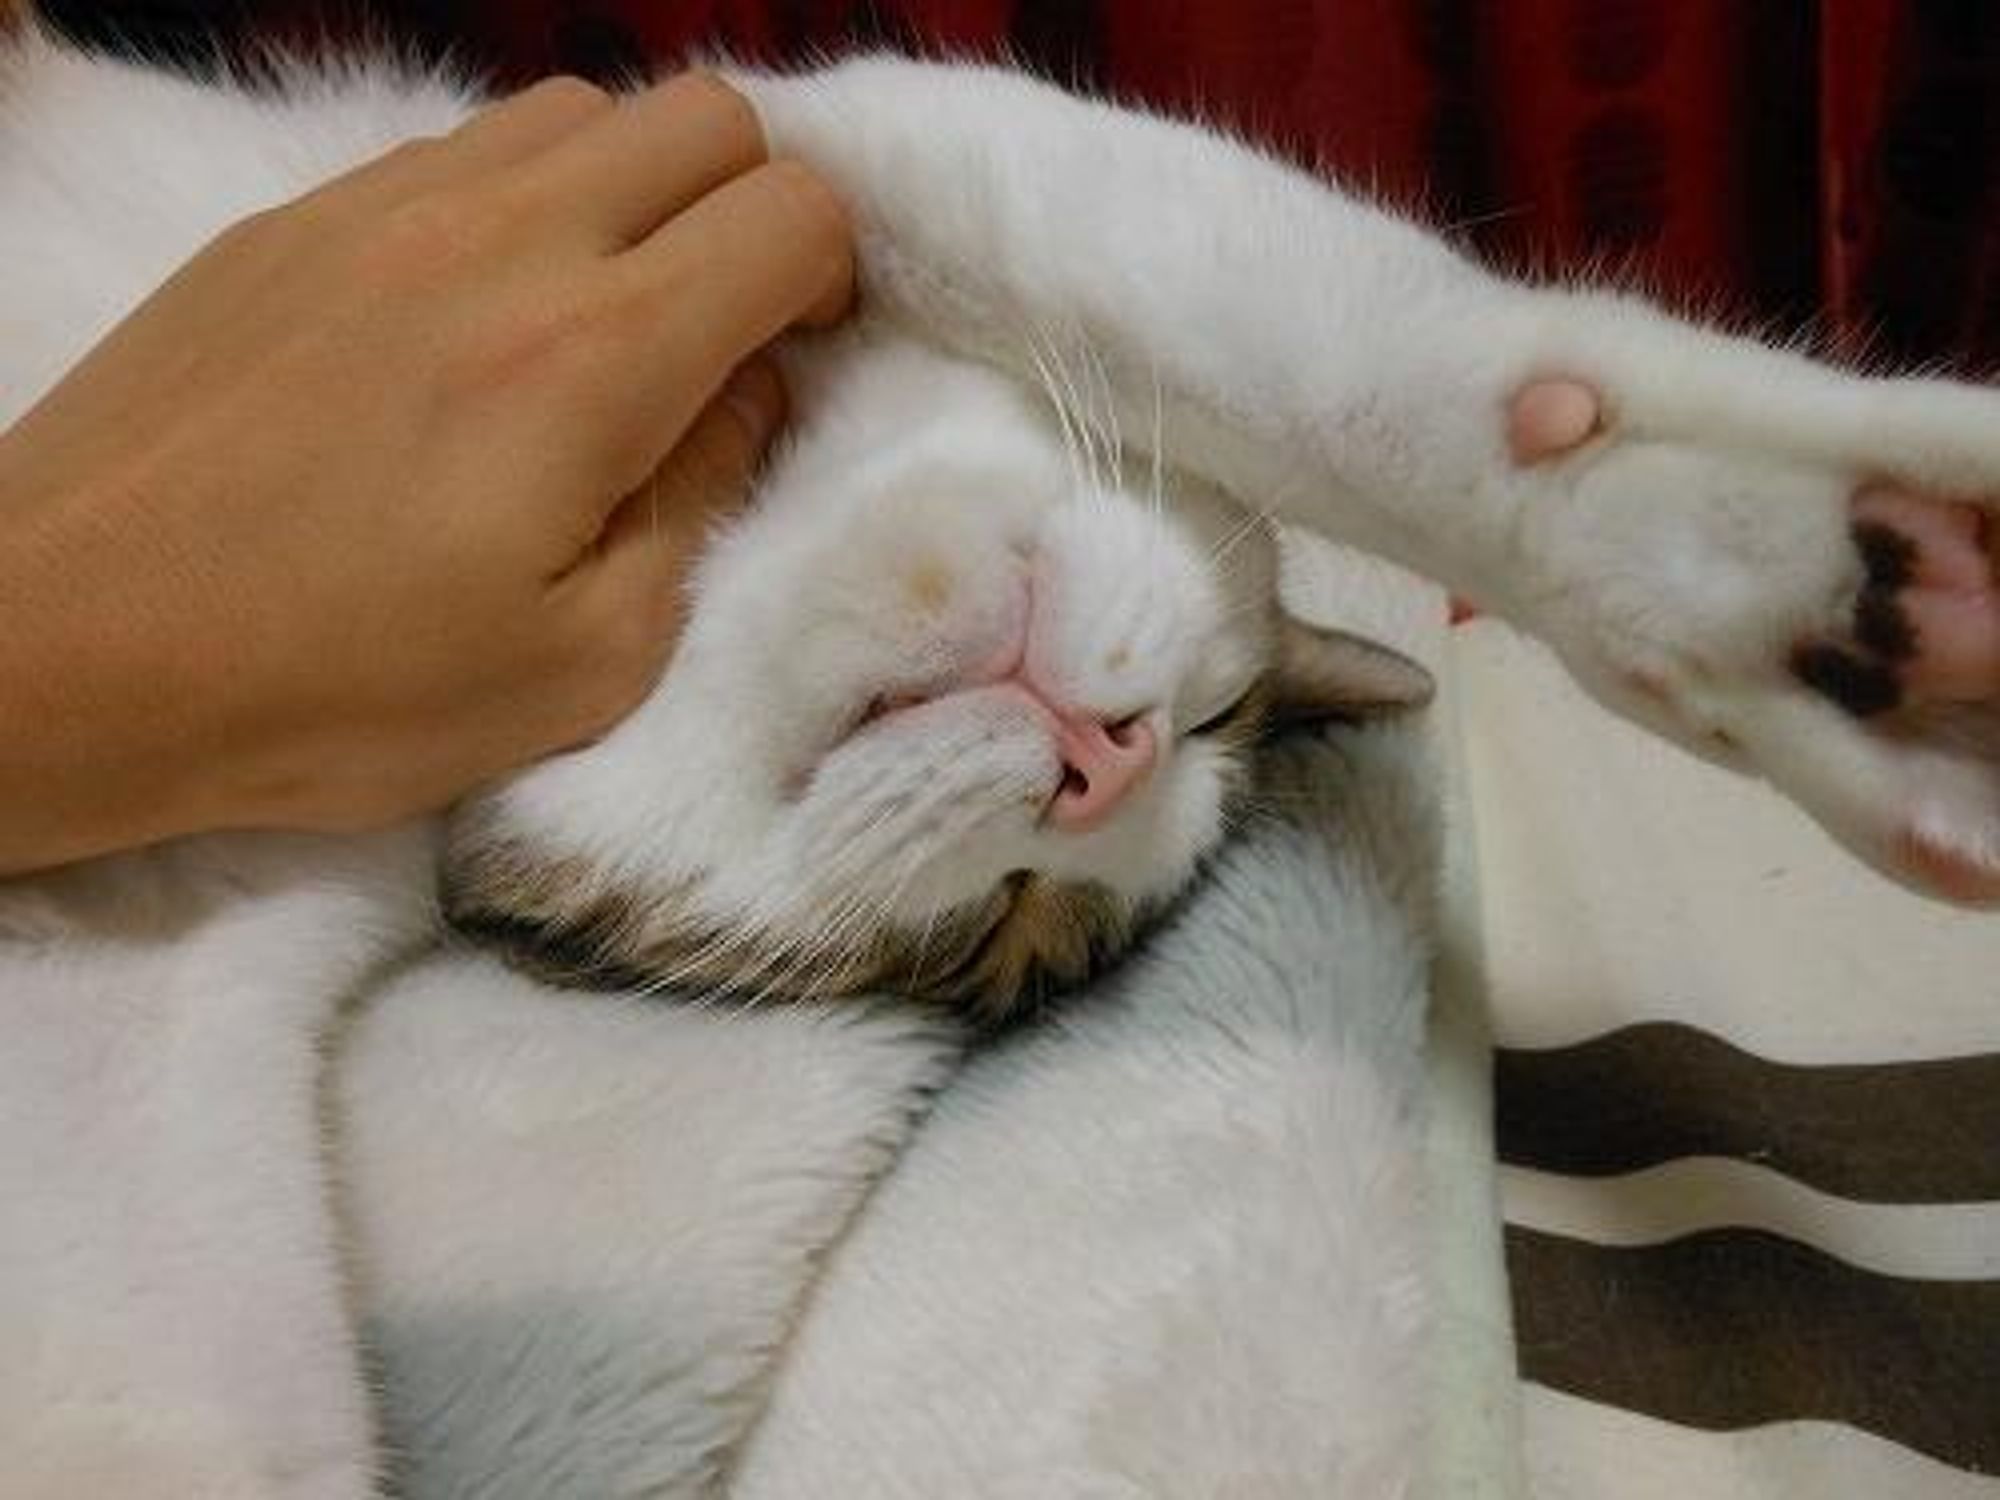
top-left (1853, 587), bottom-right (1917, 661)
top-left (1853, 522), bottom-right (1918, 590)
top-left (1790, 642), bottom-right (1904, 717)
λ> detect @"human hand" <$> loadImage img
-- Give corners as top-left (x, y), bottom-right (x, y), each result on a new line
top-left (0, 73), bottom-right (851, 872)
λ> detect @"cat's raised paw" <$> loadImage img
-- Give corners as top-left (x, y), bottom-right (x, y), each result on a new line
top-left (1511, 369), bottom-right (2000, 908)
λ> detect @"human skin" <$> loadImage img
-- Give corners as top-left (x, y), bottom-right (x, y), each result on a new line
top-left (0, 73), bottom-right (852, 873)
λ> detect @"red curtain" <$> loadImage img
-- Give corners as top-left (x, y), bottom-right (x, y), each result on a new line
top-left (44, 1), bottom-right (2000, 368)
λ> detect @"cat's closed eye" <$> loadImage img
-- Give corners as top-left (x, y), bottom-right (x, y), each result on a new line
top-left (1184, 684), bottom-right (1266, 740)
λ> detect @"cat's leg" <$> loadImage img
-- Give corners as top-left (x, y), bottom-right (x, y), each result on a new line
top-left (0, 830), bottom-right (434, 1499)
top-left (744, 60), bottom-right (2000, 902)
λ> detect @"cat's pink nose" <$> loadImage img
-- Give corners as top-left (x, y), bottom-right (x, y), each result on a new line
top-left (1047, 714), bottom-right (1157, 831)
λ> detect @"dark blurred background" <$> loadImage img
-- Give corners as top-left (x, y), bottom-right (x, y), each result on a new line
top-left (37, 0), bottom-right (2000, 369)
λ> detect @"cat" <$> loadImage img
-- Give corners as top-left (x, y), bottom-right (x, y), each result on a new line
top-left (1, 20), bottom-right (1996, 1498)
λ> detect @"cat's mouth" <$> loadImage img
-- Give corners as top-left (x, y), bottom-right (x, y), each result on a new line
top-left (838, 676), bottom-right (1163, 833)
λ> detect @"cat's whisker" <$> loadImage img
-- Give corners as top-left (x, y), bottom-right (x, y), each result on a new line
top-left (1077, 334), bottom-right (1123, 492)
top-left (744, 847), bottom-right (912, 1003)
top-left (766, 876), bottom-right (898, 1004)
top-left (1032, 328), bottom-right (1096, 494)
top-left (1026, 329), bottom-right (1094, 497)
top-left (1036, 322), bottom-right (1107, 496)
top-left (873, 838), bottom-right (958, 989)
top-left (905, 898), bottom-right (947, 990)
top-left (783, 888), bottom-right (883, 994)
top-left (702, 906), bottom-right (823, 1012)
top-left (635, 911), bottom-right (778, 1004)
top-left (1206, 509), bottom-right (1269, 566)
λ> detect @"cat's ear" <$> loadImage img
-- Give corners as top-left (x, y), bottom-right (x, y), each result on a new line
top-left (1271, 615), bottom-right (1435, 724)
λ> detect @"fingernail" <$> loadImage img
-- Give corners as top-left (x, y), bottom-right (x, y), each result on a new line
top-left (720, 357), bottom-right (786, 447)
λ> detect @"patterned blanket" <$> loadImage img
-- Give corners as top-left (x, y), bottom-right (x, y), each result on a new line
top-left (1453, 621), bottom-right (1999, 1500)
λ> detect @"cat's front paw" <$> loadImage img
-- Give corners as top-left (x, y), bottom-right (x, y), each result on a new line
top-left (1506, 374), bottom-right (2000, 906)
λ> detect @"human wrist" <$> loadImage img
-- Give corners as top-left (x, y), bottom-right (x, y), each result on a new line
top-left (0, 459), bottom-right (224, 871)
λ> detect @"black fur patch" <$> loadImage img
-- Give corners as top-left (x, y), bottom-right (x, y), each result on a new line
top-left (448, 906), bottom-right (657, 995)
top-left (1853, 522), bottom-right (1918, 590)
top-left (1789, 642), bottom-right (1903, 717)
top-left (1852, 587), bottom-right (1917, 661)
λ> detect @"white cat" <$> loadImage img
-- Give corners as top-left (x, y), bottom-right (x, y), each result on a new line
top-left (0, 22), bottom-right (1995, 1499)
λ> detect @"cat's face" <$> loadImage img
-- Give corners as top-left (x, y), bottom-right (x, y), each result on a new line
top-left (445, 338), bottom-right (1426, 1019)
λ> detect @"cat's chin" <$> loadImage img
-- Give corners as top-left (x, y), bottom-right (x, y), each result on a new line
top-left (440, 829), bottom-right (1144, 1023)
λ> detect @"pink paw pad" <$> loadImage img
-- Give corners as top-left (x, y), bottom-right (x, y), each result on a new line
top-left (1507, 378), bottom-right (1604, 465)
top-left (1791, 488), bottom-right (2000, 716)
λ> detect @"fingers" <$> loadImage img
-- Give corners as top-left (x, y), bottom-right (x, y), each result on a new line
top-left (509, 72), bottom-right (768, 247)
top-left (616, 355), bottom-right (785, 556)
top-left (313, 72), bottom-right (759, 241)
top-left (545, 359), bottom-right (783, 745)
top-left (309, 78), bottom-right (613, 213)
top-left (439, 75), bottom-right (617, 175)
top-left (584, 356), bottom-right (787, 648)
top-left (616, 159), bottom-right (852, 412)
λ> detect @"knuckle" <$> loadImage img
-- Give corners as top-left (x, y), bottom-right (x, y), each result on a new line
top-left (381, 135), bottom-right (446, 174)
top-left (521, 73), bottom-right (615, 118)
top-left (455, 296), bottom-right (604, 393)
top-left (205, 209), bottom-right (275, 259)
top-left (592, 274), bottom-right (688, 356)
top-left (562, 284), bottom-right (656, 368)
top-left (679, 71), bottom-right (765, 159)
top-left (479, 170), bottom-right (562, 230)
top-left (207, 201), bottom-right (301, 261)
top-left (353, 193), bottom-right (493, 282)
top-left (760, 157), bottom-right (849, 246)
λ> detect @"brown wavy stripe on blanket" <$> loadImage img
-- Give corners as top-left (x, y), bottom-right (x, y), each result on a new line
top-left (1494, 1023), bottom-right (2000, 1203)
top-left (1507, 1225), bottom-right (2000, 1475)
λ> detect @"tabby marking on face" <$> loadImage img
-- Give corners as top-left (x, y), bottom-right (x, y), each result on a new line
top-left (444, 681), bottom-right (1285, 1021)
